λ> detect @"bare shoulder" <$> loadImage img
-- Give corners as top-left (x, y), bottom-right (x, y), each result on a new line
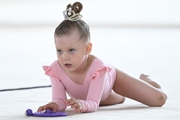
top-left (88, 54), bottom-right (98, 63)
top-left (85, 55), bottom-right (98, 69)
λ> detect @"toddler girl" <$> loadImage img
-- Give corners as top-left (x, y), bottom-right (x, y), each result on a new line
top-left (37, 2), bottom-right (167, 113)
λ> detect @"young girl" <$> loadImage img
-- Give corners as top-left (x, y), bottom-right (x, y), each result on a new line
top-left (37, 2), bottom-right (167, 113)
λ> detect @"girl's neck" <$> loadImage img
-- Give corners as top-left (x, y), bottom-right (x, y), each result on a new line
top-left (64, 55), bottom-right (96, 84)
top-left (70, 55), bottom-right (90, 74)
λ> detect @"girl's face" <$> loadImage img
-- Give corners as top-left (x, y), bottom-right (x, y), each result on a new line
top-left (54, 31), bottom-right (92, 73)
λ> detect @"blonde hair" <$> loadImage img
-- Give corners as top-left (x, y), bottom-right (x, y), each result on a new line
top-left (54, 2), bottom-right (90, 43)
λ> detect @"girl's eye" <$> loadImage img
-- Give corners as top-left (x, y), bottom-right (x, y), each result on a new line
top-left (69, 49), bottom-right (75, 53)
top-left (57, 50), bottom-right (63, 54)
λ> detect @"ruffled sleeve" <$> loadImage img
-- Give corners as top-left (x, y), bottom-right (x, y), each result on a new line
top-left (43, 65), bottom-right (57, 78)
top-left (91, 66), bottom-right (111, 80)
top-left (42, 62), bottom-right (67, 111)
top-left (79, 66), bottom-right (111, 112)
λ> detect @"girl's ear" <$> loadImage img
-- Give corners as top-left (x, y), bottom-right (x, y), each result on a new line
top-left (86, 43), bottom-right (92, 54)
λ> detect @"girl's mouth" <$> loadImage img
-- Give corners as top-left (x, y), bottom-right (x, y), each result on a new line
top-left (64, 63), bottom-right (72, 68)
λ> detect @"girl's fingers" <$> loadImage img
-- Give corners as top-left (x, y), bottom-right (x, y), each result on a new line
top-left (37, 106), bottom-right (46, 112)
top-left (67, 98), bottom-right (77, 105)
top-left (37, 102), bottom-right (58, 112)
top-left (71, 102), bottom-right (79, 108)
top-left (66, 98), bottom-right (82, 112)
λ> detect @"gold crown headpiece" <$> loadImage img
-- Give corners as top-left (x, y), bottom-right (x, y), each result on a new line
top-left (63, 2), bottom-right (83, 21)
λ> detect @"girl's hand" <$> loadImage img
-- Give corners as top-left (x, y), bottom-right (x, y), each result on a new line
top-left (66, 98), bottom-right (82, 112)
top-left (37, 102), bottom-right (58, 112)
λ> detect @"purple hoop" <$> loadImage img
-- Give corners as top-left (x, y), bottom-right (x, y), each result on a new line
top-left (25, 109), bottom-right (67, 117)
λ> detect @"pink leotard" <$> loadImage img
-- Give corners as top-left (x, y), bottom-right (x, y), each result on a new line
top-left (43, 58), bottom-right (116, 112)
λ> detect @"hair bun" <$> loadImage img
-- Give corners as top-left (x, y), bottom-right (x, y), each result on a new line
top-left (63, 2), bottom-right (83, 21)
top-left (70, 2), bottom-right (83, 14)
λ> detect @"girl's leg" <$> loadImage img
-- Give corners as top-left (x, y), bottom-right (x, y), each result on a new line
top-left (100, 91), bottom-right (125, 106)
top-left (113, 69), bottom-right (167, 107)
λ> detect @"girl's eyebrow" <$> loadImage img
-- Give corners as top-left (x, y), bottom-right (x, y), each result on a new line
top-left (57, 49), bottom-right (62, 51)
top-left (56, 47), bottom-right (75, 51)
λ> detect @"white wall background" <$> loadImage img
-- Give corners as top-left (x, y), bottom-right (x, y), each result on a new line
top-left (0, 0), bottom-right (180, 27)
top-left (0, 0), bottom-right (180, 90)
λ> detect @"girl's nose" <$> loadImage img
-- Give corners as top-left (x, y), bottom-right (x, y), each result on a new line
top-left (62, 53), bottom-right (69, 61)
